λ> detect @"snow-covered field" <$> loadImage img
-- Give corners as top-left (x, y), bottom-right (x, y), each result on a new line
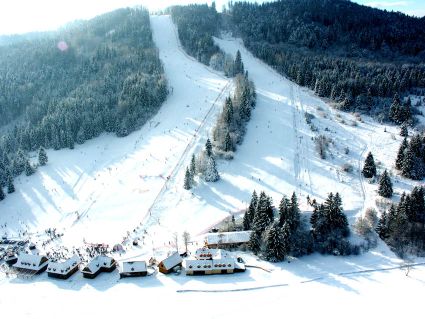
top-left (0, 15), bottom-right (424, 318)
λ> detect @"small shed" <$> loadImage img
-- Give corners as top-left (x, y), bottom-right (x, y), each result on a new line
top-left (81, 255), bottom-right (116, 279)
top-left (13, 253), bottom-right (49, 275)
top-left (119, 261), bottom-right (147, 278)
top-left (204, 231), bottom-right (252, 249)
top-left (47, 255), bottom-right (81, 279)
top-left (158, 252), bottom-right (183, 274)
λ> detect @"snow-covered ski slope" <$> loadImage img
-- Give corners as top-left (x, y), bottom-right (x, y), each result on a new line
top-left (0, 15), bottom-right (231, 246)
top-left (1, 15), bottom-right (425, 319)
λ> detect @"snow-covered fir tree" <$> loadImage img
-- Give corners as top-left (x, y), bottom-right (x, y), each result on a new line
top-left (25, 160), bottom-right (35, 176)
top-left (362, 152), bottom-right (377, 178)
top-left (0, 186), bottom-right (5, 201)
top-left (248, 230), bottom-right (262, 255)
top-left (253, 191), bottom-right (273, 233)
top-left (378, 169), bottom-right (393, 198)
top-left (205, 138), bottom-right (213, 157)
top-left (38, 147), bottom-right (48, 166)
top-left (243, 190), bottom-right (258, 230)
top-left (234, 50), bottom-right (244, 75)
top-left (190, 154), bottom-right (196, 177)
top-left (395, 137), bottom-right (408, 170)
top-left (400, 123), bottom-right (408, 137)
top-left (7, 177), bottom-right (15, 194)
top-left (204, 156), bottom-right (219, 182)
top-left (264, 222), bottom-right (288, 262)
top-left (183, 167), bottom-right (192, 190)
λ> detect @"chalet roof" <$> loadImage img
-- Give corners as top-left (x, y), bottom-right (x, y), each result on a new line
top-left (195, 247), bottom-right (224, 259)
top-left (82, 255), bottom-right (116, 274)
top-left (121, 261), bottom-right (147, 273)
top-left (160, 252), bottom-right (182, 270)
top-left (47, 255), bottom-right (80, 275)
top-left (14, 253), bottom-right (48, 271)
top-left (185, 257), bottom-right (235, 270)
top-left (205, 231), bottom-right (252, 246)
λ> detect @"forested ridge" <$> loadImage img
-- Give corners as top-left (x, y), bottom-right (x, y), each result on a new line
top-left (0, 8), bottom-right (168, 196)
top-left (230, 0), bottom-right (425, 120)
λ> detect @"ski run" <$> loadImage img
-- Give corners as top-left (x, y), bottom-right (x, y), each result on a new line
top-left (0, 15), bottom-right (424, 319)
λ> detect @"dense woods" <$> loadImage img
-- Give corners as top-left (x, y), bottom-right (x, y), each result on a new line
top-left (244, 190), bottom-right (355, 261)
top-left (377, 187), bottom-right (425, 256)
top-left (230, 0), bottom-right (425, 120)
top-left (0, 8), bottom-right (168, 196)
top-left (171, 3), bottom-right (241, 76)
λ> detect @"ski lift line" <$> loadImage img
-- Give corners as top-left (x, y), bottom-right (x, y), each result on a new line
top-left (129, 79), bottom-right (232, 239)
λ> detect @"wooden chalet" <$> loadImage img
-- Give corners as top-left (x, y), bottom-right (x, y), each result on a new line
top-left (13, 253), bottom-right (49, 275)
top-left (185, 247), bottom-right (245, 276)
top-left (81, 255), bottom-right (116, 279)
top-left (158, 252), bottom-right (182, 274)
top-left (47, 255), bottom-right (81, 279)
top-left (204, 231), bottom-right (252, 249)
top-left (119, 261), bottom-right (147, 278)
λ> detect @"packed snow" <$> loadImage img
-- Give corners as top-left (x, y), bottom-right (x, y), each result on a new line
top-left (0, 15), bottom-right (424, 318)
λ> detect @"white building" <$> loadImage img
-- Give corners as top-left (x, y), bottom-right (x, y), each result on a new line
top-left (119, 261), bottom-right (148, 278)
top-left (185, 247), bottom-right (245, 275)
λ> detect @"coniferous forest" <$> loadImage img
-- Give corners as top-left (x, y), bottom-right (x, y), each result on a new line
top-left (230, 0), bottom-right (425, 121)
top-left (0, 8), bottom-right (168, 193)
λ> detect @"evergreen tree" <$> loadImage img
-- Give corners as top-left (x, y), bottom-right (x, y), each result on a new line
top-left (7, 176), bottom-right (15, 194)
top-left (224, 131), bottom-right (233, 152)
top-left (25, 160), bottom-right (35, 176)
top-left (204, 156), bottom-right (219, 182)
top-left (248, 230), bottom-right (262, 255)
top-left (389, 93), bottom-right (402, 124)
top-left (224, 97), bottom-right (234, 126)
top-left (0, 186), bottom-right (5, 201)
top-left (378, 169), bottom-right (393, 198)
top-left (243, 190), bottom-right (258, 230)
top-left (362, 152), bottom-right (377, 178)
top-left (38, 147), bottom-right (48, 166)
top-left (400, 123), bottom-right (408, 137)
top-left (205, 138), bottom-right (212, 157)
top-left (190, 154), bottom-right (196, 177)
top-left (183, 167), bottom-right (192, 190)
top-left (288, 192), bottom-right (301, 231)
top-left (376, 210), bottom-right (389, 239)
top-left (234, 50), bottom-right (244, 75)
top-left (253, 191), bottom-right (273, 233)
top-left (395, 138), bottom-right (408, 170)
top-left (264, 222), bottom-right (288, 262)
top-left (278, 195), bottom-right (290, 227)
top-left (401, 147), bottom-right (415, 179)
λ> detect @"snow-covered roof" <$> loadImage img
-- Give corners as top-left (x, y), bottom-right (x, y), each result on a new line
top-left (121, 261), bottom-right (147, 273)
top-left (14, 253), bottom-right (49, 271)
top-left (160, 252), bottom-right (182, 270)
top-left (82, 255), bottom-right (116, 274)
top-left (205, 231), bottom-right (252, 245)
top-left (195, 247), bottom-right (226, 259)
top-left (185, 257), bottom-right (235, 270)
top-left (47, 255), bottom-right (80, 275)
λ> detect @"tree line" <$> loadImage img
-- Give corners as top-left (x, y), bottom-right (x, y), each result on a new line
top-left (0, 8), bottom-right (168, 197)
top-left (171, 3), bottom-right (242, 77)
top-left (243, 190), bottom-right (355, 262)
top-left (229, 0), bottom-right (425, 121)
top-left (377, 186), bottom-right (425, 256)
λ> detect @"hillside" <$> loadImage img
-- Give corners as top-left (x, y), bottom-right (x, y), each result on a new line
top-left (0, 8), bottom-right (167, 193)
top-left (229, 0), bottom-right (425, 119)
